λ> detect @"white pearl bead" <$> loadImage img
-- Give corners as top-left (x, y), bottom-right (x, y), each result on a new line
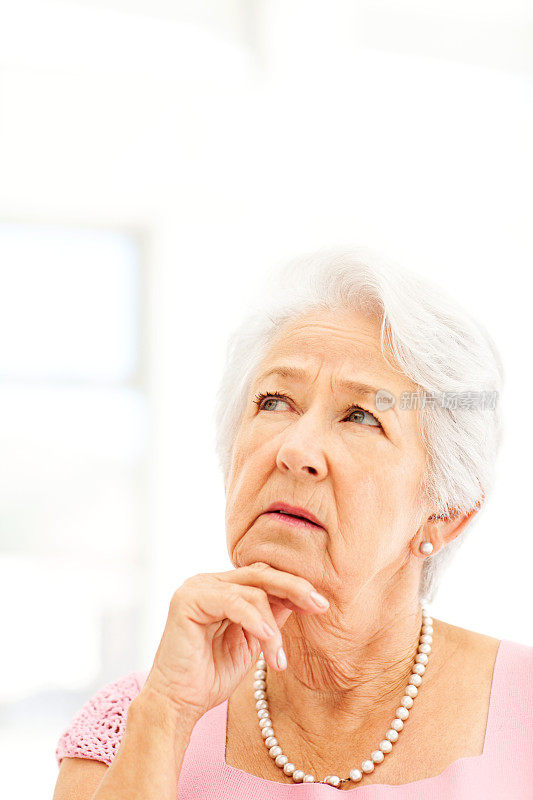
top-left (253, 611), bottom-right (435, 788)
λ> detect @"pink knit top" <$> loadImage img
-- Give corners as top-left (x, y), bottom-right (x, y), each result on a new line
top-left (56, 638), bottom-right (533, 798)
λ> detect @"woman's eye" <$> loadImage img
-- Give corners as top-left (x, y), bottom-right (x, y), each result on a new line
top-left (347, 407), bottom-right (381, 427)
top-left (254, 392), bottom-right (290, 411)
top-left (263, 398), bottom-right (288, 410)
top-left (254, 392), bottom-right (381, 427)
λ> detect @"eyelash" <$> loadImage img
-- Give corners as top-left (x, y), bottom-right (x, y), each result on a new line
top-left (252, 390), bottom-right (382, 428)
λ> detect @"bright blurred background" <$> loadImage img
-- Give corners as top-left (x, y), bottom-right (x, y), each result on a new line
top-left (0, 0), bottom-right (531, 795)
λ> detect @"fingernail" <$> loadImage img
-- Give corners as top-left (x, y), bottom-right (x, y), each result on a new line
top-left (309, 590), bottom-right (329, 608)
top-left (277, 646), bottom-right (287, 670)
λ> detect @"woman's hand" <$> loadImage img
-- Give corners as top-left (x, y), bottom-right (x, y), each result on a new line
top-left (138, 561), bottom-right (330, 720)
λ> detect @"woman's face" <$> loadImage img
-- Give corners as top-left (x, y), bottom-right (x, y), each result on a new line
top-left (224, 307), bottom-right (430, 602)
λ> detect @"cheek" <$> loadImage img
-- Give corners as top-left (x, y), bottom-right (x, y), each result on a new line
top-left (232, 419), bottom-right (275, 484)
top-left (226, 424), bottom-right (255, 486)
top-left (340, 471), bottom-right (383, 526)
top-left (339, 455), bottom-right (420, 523)
top-left (232, 419), bottom-right (263, 466)
top-left (225, 442), bottom-right (262, 523)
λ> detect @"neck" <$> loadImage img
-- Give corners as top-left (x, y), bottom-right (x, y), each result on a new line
top-left (262, 585), bottom-right (432, 745)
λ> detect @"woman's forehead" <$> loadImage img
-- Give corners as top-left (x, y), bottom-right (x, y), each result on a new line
top-left (257, 309), bottom-right (418, 395)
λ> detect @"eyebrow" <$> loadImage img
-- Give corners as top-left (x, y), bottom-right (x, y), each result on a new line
top-left (255, 365), bottom-right (383, 404)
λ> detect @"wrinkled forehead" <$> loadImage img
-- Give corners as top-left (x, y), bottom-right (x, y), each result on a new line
top-left (255, 307), bottom-right (419, 396)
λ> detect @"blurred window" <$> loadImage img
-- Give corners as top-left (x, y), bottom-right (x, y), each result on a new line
top-left (0, 221), bottom-right (148, 708)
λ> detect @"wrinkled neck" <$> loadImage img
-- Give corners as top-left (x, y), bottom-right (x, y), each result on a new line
top-left (265, 594), bottom-right (426, 738)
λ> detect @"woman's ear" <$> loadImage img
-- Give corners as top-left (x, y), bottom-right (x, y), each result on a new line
top-left (412, 494), bottom-right (484, 558)
top-left (418, 500), bottom-right (483, 556)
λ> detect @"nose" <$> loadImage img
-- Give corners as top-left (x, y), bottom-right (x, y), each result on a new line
top-left (275, 422), bottom-right (328, 480)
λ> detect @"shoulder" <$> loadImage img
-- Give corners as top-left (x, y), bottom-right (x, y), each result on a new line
top-left (445, 619), bottom-right (532, 665)
top-left (432, 618), bottom-right (501, 670)
top-left (55, 669), bottom-right (148, 768)
top-left (437, 618), bottom-right (533, 698)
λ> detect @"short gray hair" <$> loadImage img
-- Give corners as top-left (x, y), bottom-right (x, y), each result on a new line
top-left (214, 246), bottom-right (504, 604)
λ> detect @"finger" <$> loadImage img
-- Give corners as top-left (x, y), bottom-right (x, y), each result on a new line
top-left (266, 594), bottom-right (323, 615)
top-left (214, 563), bottom-right (330, 614)
top-left (227, 584), bottom-right (292, 668)
top-left (220, 588), bottom-right (285, 671)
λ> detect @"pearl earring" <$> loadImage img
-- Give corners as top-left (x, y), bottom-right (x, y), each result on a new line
top-left (419, 541), bottom-right (434, 555)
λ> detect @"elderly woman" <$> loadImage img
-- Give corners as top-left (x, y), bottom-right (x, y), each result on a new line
top-left (53, 247), bottom-right (532, 799)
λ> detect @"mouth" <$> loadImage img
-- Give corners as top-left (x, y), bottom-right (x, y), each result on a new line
top-left (262, 502), bottom-right (326, 531)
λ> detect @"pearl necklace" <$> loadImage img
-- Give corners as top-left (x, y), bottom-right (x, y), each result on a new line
top-left (253, 608), bottom-right (433, 788)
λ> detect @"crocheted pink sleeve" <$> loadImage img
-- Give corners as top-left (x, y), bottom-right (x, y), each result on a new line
top-left (55, 670), bottom-right (148, 768)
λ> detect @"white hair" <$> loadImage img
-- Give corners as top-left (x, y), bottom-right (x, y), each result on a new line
top-left (214, 246), bottom-right (504, 604)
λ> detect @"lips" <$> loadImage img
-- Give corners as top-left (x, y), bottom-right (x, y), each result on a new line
top-left (263, 502), bottom-right (325, 530)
